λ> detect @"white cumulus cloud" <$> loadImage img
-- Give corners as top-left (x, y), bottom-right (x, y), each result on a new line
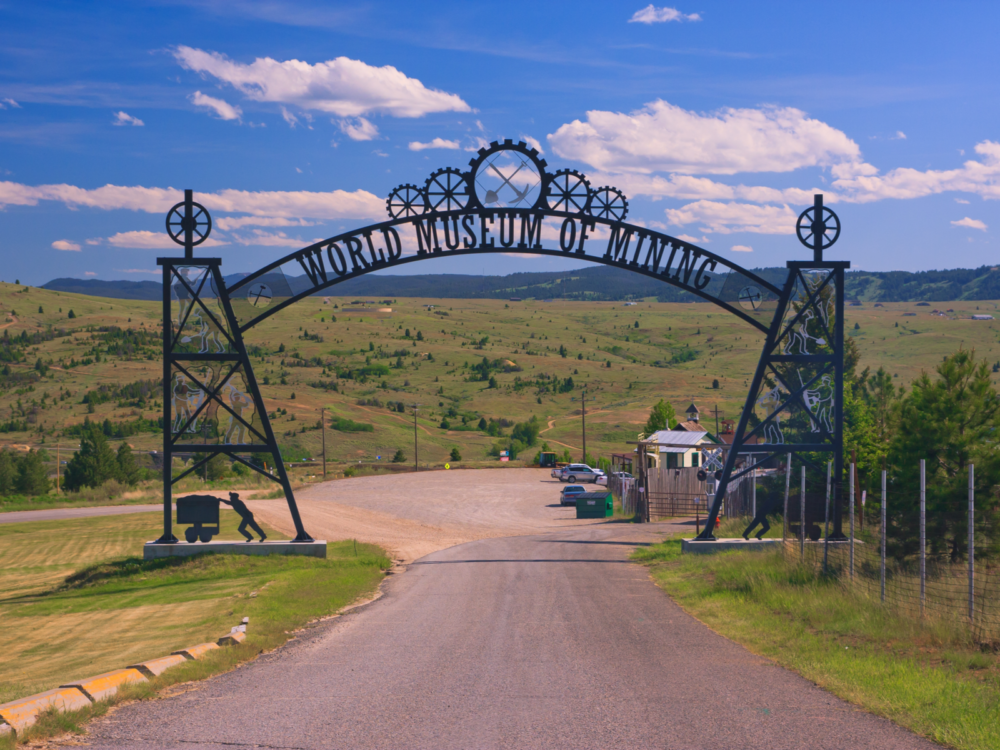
top-left (628, 5), bottom-right (701, 23)
top-left (409, 138), bottom-right (461, 151)
top-left (0, 98), bottom-right (20, 109)
top-left (520, 135), bottom-right (544, 154)
top-left (113, 111), bottom-right (144, 127)
top-left (548, 100), bottom-right (860, 175)
top-left (51, 240), bottom-right (81, 251)
top-left (664, 201), bottom-right (797, 234)
top-left (731, 244), bottom-right (753, 252)
top-left (190, 91), bottom-right (242, 122)
top-left (173, 46), bottom-right (471, 118)
top-left (107, 231), bottom-right (228, 249)
top-left (231, 229), bottom-right (321, 248)
top-left (951, 217), bottom-right (987, 231)
top-left (0, 181), bottom-right (385, 220)
top-left (338, 117), bottom-right (379, 141)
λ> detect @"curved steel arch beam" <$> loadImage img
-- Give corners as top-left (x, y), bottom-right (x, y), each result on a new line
top-left (227, 208), bottom-right (780, 333)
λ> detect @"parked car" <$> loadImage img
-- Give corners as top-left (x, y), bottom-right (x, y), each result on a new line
top-left (559, 464), bottom-right (605, 483)
top-left (560, 485), bottom-right (588, 505)
top-left (597, 470), bottom-right (633, 487)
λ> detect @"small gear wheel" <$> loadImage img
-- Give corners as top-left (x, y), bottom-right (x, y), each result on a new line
top-left (166, 201), bottom-right (212, 246)
top-left (588, 186), bottom-right (628, 222)
top-left (386, 184), bottom-right (428, 220)
top-left (545, 169), bottom-right (591, 213)
top-left (425, 167), bottom-right (470, 213)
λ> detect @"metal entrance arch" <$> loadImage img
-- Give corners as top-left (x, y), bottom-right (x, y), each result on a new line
top-left (152, 140), bottom-right (848, 544)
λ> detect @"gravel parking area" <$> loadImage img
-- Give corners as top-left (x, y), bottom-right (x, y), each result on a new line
top-left (248, 468), bottom-right (607, 562)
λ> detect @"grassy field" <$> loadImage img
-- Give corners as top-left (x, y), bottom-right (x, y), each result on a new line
top-left (634, 538), bottom-right (1000, 750)
top-left (3, 280), bottom-right (1000, 472)
top-left (0, 511), bottom-right (390, 707)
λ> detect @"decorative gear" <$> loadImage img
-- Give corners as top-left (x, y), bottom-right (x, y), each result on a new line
top-left (466, 139), bottom-right (548, 210)
top-left (796, 203), bottom-right (841, 251)
top-left (545, 169), bottom-right (591, 213)
top-left (166, 201), bottom-right (212, 246)
top-left (588, 186), bottom-right (628, 222)
top-left (386, 184), bottom-right (428, 220)
top-left (424, 167), bottom-right (470, 213)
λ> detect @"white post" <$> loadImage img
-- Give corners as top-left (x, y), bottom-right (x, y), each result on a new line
top-left (920, 459), bottom-right (926, 619)
top-left (969, 463), bottom-right (975, 625)
top-left (823, 460), bottom-right (831, 573)
top-left (751, 457), bottom-right (757, 518)
top-left (800, 465), bottom-right (806, 561)
top-left (849, 461), bottom-right (855, 582)
top-left (881, 469), bottom-right (887, 603)
top-left (783, 458), bottom-right (791, 544)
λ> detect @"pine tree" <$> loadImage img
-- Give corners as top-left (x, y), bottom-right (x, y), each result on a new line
top-left (16, 449), bottom-right (50, 495)
top-left (0, 449), bottom-right (16, 495)
top-left (64, 424), bottom-right (119, 491)
top-left (450, 447), bottom-right (462, 462)
top-left (392, 448), bottom-right (406, 463)
top-left (116, 443), bottom-right (141, 486)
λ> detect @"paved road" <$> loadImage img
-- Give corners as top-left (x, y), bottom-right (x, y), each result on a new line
top-left (0, 504), bottom-right (168, 525)
top-left (82, 522), bottom-right (937, 750)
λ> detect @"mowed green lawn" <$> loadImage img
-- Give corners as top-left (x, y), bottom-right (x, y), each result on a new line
top-left (0, 511), bottom-right (389, 705)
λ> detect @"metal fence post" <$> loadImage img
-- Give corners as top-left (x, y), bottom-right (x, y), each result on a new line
top-left (800, 465), bottom-right (806, 561)
top-left (881, 469), bottom-right (887, 603)
top-left (920, 458), bottom-right (926, 619)
top-left (823, 460), bottom-right (831, 574)
top-left (751, 457), bottom-right (757, 518)
top-left (783, 458), bottom-right (791, 544)
top-left (969, 463), bottom-right (975, 625)
top-left (849, 461), bottom-right (855, 582)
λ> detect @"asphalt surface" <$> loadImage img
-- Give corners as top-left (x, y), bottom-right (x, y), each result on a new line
top-left (82, 522), bottom-right (938, 750)
top-left (0, 503), bottom-right (168, 524)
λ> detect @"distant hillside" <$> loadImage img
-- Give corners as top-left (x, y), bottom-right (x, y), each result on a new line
top-left (43, 265), bottom-right (1000, 303)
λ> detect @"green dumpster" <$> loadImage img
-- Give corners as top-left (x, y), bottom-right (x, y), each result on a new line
top-left (575, 491), bottom-right (613, 519)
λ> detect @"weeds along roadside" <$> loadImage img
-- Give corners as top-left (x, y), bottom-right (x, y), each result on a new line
top-left (633, 537), bottom-right (1000, 750)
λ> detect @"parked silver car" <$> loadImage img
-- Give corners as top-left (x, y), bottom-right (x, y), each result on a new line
top-left (560, 485), bottom-right (588, 505)
top-left (559, 464), bottom-right (605, 483)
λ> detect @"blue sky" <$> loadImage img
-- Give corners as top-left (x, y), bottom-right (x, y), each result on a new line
top-left (2, 0), bottom-right (999, 284)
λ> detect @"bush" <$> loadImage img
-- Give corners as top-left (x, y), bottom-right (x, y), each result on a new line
top-left (450, 447), bottom-right (462, 462)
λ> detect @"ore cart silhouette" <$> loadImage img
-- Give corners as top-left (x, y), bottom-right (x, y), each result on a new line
top-left (177, 495), bottom-right (220, 543)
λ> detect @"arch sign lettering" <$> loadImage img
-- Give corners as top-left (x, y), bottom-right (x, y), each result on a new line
top-left (154, 140), bottom-right (849, 544)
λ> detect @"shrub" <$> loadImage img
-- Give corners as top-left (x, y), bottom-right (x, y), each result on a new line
top-left (450, 447), bottom-right (462, 462)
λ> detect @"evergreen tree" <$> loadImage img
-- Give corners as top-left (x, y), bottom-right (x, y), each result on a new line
top-left (16, 449), bottom-right (50, 495)
top-left (644, 399), bottom-right (677, 434)
top-left (450, 447), bottom-right (462, 462)
top-left (392, 448), bottom-right (406, 463)
top-left (64, 424), bottom-right (119, 491)
top-left (116, 443), bottom-right (141, 486)
top-left (204, 453), bottom-right (228, 482)
top-left (0, 449), bottom-right (15, 495)
top-left (888, 350), bottom-right (1000, 561)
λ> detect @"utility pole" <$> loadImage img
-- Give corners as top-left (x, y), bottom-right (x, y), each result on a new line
top-left (711, 404), bottom-right (722, 438)
top-left (321, 407), bottom-right (326, 479)
top-left (410, 403), bottom-right (420, 472)
top-left (581, 391), bottom-right (587, 464)
top-left (56, 442), bottom-right (60, 493)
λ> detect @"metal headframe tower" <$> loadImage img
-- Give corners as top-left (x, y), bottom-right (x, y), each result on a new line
top-left (696, 194), bottom-right (848, 540)
top-left (153, 190), bottom-right (312, 543)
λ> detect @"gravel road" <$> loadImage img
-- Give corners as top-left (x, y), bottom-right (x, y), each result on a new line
top-left (249, 468), bottom-right (611, 562)
top-left (82, 521), bottom-right (937, 750)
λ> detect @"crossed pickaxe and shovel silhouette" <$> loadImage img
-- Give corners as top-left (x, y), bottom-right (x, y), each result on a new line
top-left (482, 159), bottom-right (532, 205)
